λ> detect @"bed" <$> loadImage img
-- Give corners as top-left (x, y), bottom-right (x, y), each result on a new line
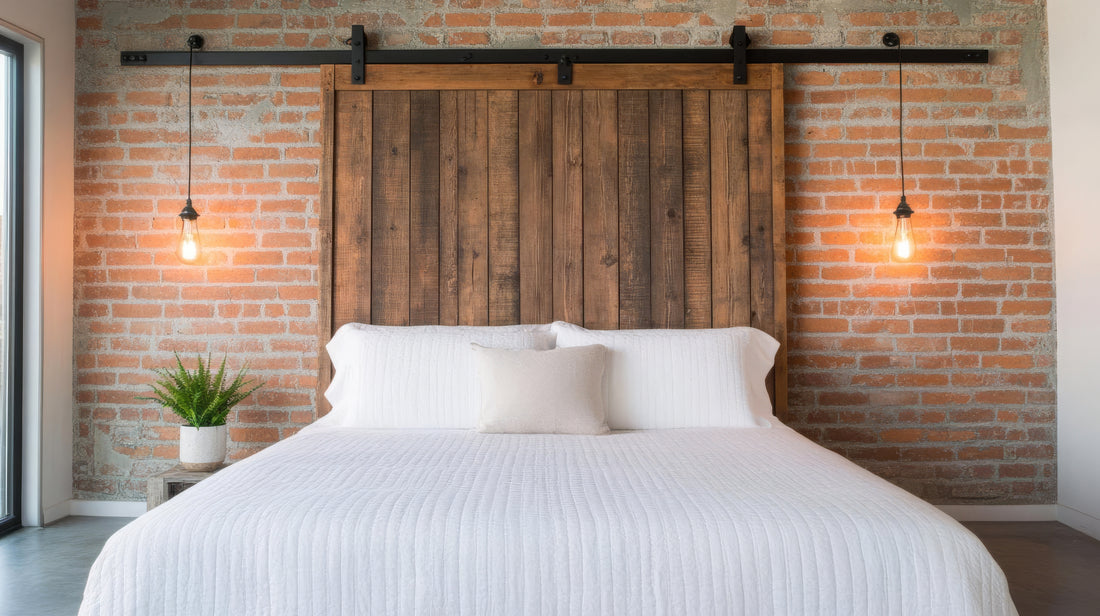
top-left (81, 424), bottom-right (1014, 615)
top-left (82, 61), bottom-right (1016, 614)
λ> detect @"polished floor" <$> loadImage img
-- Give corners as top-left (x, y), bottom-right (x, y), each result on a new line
top-left (0, 517), bottom-right (1097, 615)
top-left (963, 521), bottom-right (1100, 616)
top-left (0, 516), bottom-right (131, 616)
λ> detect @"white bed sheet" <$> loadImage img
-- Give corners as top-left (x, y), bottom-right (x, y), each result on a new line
top-left (80, 425), bottom-right (1016, 615)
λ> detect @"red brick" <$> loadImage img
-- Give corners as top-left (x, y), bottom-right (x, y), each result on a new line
top-left (643, 12), bottom-right (692, 27)
top-left (495, 13), bottom-right (543, 27)
top-left (594, 13), bottom-right (641, 26)
top-left (445, 13), bottom-right (491, 27)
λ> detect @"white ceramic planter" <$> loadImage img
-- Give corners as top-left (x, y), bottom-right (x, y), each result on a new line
top-left (179, 425), bottom-right (227, 471)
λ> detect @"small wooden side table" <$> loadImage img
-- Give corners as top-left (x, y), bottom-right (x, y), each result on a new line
top-left (146, 464), bottom-right (226, 511)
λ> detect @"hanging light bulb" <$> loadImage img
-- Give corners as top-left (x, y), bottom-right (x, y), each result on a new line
top-left (884, 32), bottom-right (915, 262)
top-left (892, 196), bottom-right (914, 261)
top-left (177, 34), bottom-right (204, 264)
top-left (177, 199), bottom-right (201, 264)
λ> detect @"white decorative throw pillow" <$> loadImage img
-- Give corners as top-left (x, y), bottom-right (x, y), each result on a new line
top-left (472, 343), bottom-right (609, 435)
top-left (550, 322), bottom-right (780, 429)
top-left (319, 323), bottom-right (556, 429)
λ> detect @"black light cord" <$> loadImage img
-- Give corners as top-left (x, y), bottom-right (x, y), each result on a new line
top-left (180, 34), bottom-right (202, 221)
top-left (896, 38), bottom-right (905, 199)
top-left (187, 44), bottom-right (193, 202)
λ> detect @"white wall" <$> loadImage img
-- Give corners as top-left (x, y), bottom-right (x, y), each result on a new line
top-left (0, 1), bottom-right (76, 525)
top-left (1049, 0), bottom-right (1100, 540)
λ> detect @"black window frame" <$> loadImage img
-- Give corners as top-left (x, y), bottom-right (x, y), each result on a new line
top-left (0, 31), bottom-right (24, 537)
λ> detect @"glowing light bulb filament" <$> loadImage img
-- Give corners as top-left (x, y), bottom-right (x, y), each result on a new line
top-left (179, 234), bottom-right (199, 263)
top-left (176, 210), bottom-right (202, 265)
top-left (892, 215), bottom-right (914, 262)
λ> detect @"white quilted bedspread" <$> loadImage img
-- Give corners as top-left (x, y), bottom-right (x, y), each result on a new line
top-left (80, 426), bottom-right (1016, 615)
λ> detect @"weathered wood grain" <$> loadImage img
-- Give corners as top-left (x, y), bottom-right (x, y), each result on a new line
top-left (317, 65), bottom-right (336, 415)
top-left (552, 90), bottom-right (584, 325)
top-left (710, 90), bottom-right (750, 328)
top-left (321, 66), bottom-right (789, 415)
top-left (334, 63), bottom-right (777, 91)
top-left (488, 90), bottom-right (521, 325)
top-left (649, 90), bottom-right (685, 329)
top-left (457, 91), bottom-right (489, 326)
top-left (518, 90), bottom-right (554, 324)
top-left (409, 90), bottom-right (441, 325)
top-left (770, 64), bottom-right (789, 420)
top-left (617, 90), bottom-right (652, 330)
top-left (332, 90), bottom-right (372, 330)
top-left (439, 91), bottom-right (459, 325)
top-left (748, 90), bottom-right (775, 336)
top-left (682, 89), bottom-right (712, 330)
top-left (371, 90), bottom-right (411, 326)
top-left (582, 90), bottom-right (619, 330)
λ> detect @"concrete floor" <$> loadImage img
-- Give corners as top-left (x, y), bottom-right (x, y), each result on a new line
top-left (964, 521), bottom-right (1100, 616)
top-left (1, 517), bottom-right (1098, 615)
top-left (0, 516), bottom-right (132, 616)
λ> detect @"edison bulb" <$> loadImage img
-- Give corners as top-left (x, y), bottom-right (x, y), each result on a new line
top-left (177, 217), bottom-right (202, 264)
top-left (892, 216), bottom-right (914, 262)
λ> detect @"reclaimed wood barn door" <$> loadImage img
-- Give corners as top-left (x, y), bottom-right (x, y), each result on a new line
top-left (318, 63), bottom-right (788, 417)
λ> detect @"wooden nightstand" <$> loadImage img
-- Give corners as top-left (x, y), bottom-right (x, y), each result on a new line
top-left (146, 464), bottom-right (226, 511)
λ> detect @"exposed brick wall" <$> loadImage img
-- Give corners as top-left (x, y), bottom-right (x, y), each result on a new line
top-left (73, 0), bottom-right (1056, 503)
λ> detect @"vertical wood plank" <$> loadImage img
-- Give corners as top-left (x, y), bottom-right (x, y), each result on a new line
top-left (582, 90), bottom-right (619, 330)
top-left (439, 91), bottom-right (459, 325)
top-left (409, 91), bottom-right (441, 325)
top-left (710, 90), bottom-right (750, 328)
top-left (748, 90), bottom-right (775, 336)
top-left (649, 90), bottom-right (685, 329)
top-left (518, 90), bottom-right (554, 324)
top-left (617, 90), bottom-right (651, 330)
top-left (682, 89), bottom-right (712, 329)
top-left (488, 91), bottom-right (521, 325)
top-left (458, 90), bottom-right (489, 326)
top-left (552, 90), bottom-right (584, 325)
top-left (317, 65), bottom-right (336, 415)
top-left (332, 90), bottom-right (372, 329)
top-left (770, 64), bottom-right (788, 420)
top-left (371, 91), bottom-right (412, 326)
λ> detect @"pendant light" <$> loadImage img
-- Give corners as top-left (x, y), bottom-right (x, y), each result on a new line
top-left (177, 34), bottom-right (203, 265)
top-left (883, 32), bottom-right (914, 262)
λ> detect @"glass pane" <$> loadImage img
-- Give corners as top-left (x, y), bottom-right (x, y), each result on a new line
top-left (0, 48), bottom-right (12, 523)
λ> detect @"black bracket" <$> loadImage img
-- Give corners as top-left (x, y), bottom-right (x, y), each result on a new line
top-left (557, 56), bottom-right (573, 85)
top-left (350, 25), bottom-right (366, 84)
top-left (731, 26), bottom-right (750, 84)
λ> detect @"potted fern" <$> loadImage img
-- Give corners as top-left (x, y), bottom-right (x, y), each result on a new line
top-left (139, 354), bottom-right (262, 471)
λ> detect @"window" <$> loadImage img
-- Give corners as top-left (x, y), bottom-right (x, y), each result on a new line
top-left (0, 32), bottom-right (24, 536)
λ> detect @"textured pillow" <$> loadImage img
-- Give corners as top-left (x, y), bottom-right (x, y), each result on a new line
top-left (319, 323), bottom-right (556, 429)
top-left (550, 322), bottom-right (780, 429)
top-left (472, 343), bottom-right (609, 435)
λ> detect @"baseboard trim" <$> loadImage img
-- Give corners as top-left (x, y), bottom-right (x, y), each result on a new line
top-left (936, 504), bottom-right (1058, 522)
top-left (42, 501), bottom-right (70, 525)
top-left (67, 499), bottom-right (145, 518)
top-left (1057, 504), bottom-right (1100, 541)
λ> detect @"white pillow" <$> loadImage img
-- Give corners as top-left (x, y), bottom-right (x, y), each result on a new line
top-left (472, 343), bottom-right (609, 435)
top-left (550, 321), bottom-right (780, 429)
top-left (319, 323), bottom-right (555, 429)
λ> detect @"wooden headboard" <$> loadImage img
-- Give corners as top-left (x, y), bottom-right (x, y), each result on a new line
top-left (317, 63), bottom-right (788, 418)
